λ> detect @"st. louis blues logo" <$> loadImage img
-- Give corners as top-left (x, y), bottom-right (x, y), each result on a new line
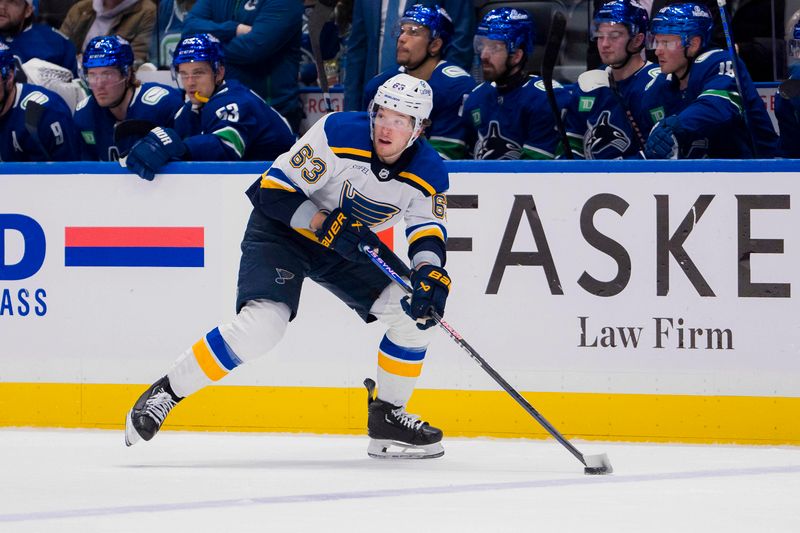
top-left (584, 111), bottom-right (630, 159)
top-left (340, 181), bottom-right (400, 227)
top-left (275, 268), bottom-right (295, 285)
top-left (475, 121), bottom-right (522, 160)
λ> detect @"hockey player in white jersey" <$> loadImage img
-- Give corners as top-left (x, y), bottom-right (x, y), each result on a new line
top-left (125, 73), bottom-right (451, 459)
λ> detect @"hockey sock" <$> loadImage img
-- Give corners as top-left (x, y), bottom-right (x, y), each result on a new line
top-left (167, 299), bottom-right (290, 398)
top-left (375, 332), bottom-right (427, 407)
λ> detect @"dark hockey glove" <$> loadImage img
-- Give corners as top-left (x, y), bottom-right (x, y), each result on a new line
top-left (125, 127), bottom-right (186, 181)
top-left (644, 116), bottom-right (683, 160)
top-left (401, 264), bottom-right (451, 330)
top-left (316, 208), bottom-right (382, 263)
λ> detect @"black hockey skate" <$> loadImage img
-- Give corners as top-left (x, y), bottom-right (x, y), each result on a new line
top-left (124, 376), bottom-right (181, 446)
top-left (364, 378), bottom-right (444, 459)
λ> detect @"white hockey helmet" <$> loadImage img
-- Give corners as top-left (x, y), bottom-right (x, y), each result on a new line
top-left (369, 73), bottom-right (433, 149)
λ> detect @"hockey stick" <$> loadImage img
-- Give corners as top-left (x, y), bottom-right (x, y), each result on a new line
top-left (779, 79), bottom-right (800, 99)
top-left (607, 72), bottom-right (648, 155)
top-left (361, 244), bottom-right (613, 475)
top-left (715, 0), bottom-right (758, 157)
top-left (307, 0), bottom-right (335, 113)
top-left (113, 119), bottom-right (157, 164)
top-left (542, 10), bottom-right (572, 159)
top-left (24, 99), bottom-right (51, 160)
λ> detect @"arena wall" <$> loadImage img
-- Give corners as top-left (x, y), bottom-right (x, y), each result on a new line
top-left (1, 159), bottom-right (798, 444)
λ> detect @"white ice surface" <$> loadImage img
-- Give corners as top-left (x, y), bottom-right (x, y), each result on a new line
top-left (1, 428), bottom-right (799, 532)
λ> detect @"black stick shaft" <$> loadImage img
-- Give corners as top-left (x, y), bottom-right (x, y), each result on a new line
top-left (542, 11), bottom-right (572, 159)
top-left (363, 244), bottom-right (590, 467)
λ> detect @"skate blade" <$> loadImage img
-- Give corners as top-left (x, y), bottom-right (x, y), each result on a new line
top-left (124, 410), bottom-right (140, 447)
top-left (367, 439), bottom-right (444, 460)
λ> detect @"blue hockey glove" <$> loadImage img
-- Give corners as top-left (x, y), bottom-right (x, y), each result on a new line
top-left (644, 116), bottom-right (683, 159)
top-left (316, 208), bottom-right (382, 263)
top-left (401, 264), bottom-right (451, 330)
top-left (125, 127), bottom-right (186, 181)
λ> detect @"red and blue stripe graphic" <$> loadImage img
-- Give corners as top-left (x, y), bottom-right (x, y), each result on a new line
top-left (65, 227), bottom-right (204, 267)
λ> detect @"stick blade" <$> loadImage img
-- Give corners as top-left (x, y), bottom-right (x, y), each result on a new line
top-left (583, 453), bottom-right (613, 475)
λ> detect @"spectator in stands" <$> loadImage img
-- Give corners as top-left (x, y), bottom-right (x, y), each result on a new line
top-left (150, 0), bottom-right (196, 69)
top-left (775, 19), bottom-right (800, 158)
top-left (123, 34), bottom-right (296, 180)
top-left (344, 0), bottom-right (474, 111)
top-left (363, 4), bottom-right (475, 160)
top-left (182, 0), bottom-right (303, 132)
top-left (641, 2), bottom-right (777, 158)
top-left (461, 7), bottom-right (568, 160)
top-left (564, 0), bottom-right (664, 159)
top-left (0, 42), bottom-right (79, 161)
top-left (74, 35), bottom-right (183, 161)
top-left (61, 0), bottom-right (156, 67)
top-left (0, 0), bottom-right (78, 75)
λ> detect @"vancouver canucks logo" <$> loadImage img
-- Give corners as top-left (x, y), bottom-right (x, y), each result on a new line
top-left (340, 181), bottom-right (400, 227)
top-left (475, 120), bottom-right (522, 160)
top-left (244, 0), bottom-right (258, 10)
top-left (584, 111), bottom-right (630, 159)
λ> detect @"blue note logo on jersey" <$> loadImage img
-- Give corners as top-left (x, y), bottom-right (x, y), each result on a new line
top-left (340, 181), bottom-right (400, 227)
top-left (475, 120), bottom-right (522, 160)
top-left (584, 110), bottom-right (630, 159)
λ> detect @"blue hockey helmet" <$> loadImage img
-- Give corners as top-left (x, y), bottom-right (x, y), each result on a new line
top-left (649, 3), bottom-right (714, 49)
top-left (0, 43), bottom-right (15, 79)
top-left (592, 0), bottom-right (649, 38)
top-left (82, 35), bottom-right (134, 76)
top-left (790, 20), bottom-right (800, 59)
top-left (172, 34), bottom-right (225, 72)
top-left (475, 7), bottom-right (535, 55)
top-left (398, 4), bottom-right (454, 48)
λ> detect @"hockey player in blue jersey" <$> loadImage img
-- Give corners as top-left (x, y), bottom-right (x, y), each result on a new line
top-left (124, 34), bottom-right (296, 181)
top-left (641, 3), bottom-right (778, 159)
top-left (74, 36), bottom-right (184, 162)
top-left (461, 7), bottom-right (568, 160)
top-left (775, 21), bottom-right (800, 158)
top-left (0, 43), bottom-right (78, 161)
top-left (363, 4), bottom-right (476, 160)
top-left (564, 0), bottom-right (663, 159)
top-left (125, 73), bottom-right (451, 459)
top-left (0, 0), bottom-right (77, 76)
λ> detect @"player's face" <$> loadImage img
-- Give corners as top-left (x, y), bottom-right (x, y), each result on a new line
top-left (0, 0), bottom-right (32, 32)
top-left (86, 66), bottom-right (128, 107)
top-left (474, 37), bottom-right (509, 82)
top-left (395, 23), bottom-right (433, 67)
top-left (177, 62), bottom-right (219, 105)
top-left (652, 34), bottom-right (688, 76)
top-left (595, 23), bottom-right (632, 66)
top-left (372, 107), bottom-right (416, 163)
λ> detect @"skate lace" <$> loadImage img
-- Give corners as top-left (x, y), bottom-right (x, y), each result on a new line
top-left (391, 407), bottom-right (424, 431)
top-left (143, 389), bottom-right (177, 425)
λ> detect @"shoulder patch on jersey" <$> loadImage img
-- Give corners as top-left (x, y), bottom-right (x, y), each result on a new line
top-left (694, 49), bottom-right (723, 63)
top-left (21, 90), bottom-right (49, 109)
top-left (649, 106), bottom-right (666, 123)
top-left (578, 96), bottom-right (595, 112)
top-left (75, 95), bottom-right (90, 111)
top-left (531, 79), bottom-right (561, 92)
top-left (140, 86), bottom-right (170, 105)
top-left (81, 131), bottom-right (96, 145)
top-left (441, 65), bottom-right (470, 78)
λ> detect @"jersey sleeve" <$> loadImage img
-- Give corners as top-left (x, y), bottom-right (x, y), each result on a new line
top-left (246, 114), bottom-right (340, 229)
top-left (674, 52), bottom-right (745, 139)
top-left (427, 67), bottom-right (476, 160)
top-left (402, 151), bottom-right (449, 267)
top-left (33, 91), bottom-right (79, 161)
top-left (521, 79), bottom-right (561, 160)
top-left (562, 87), bottom-right (587, 159)
top-left (776, 95), bottom-right (800, 158)
top-left (183, 92), bottom-right (261, 161)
